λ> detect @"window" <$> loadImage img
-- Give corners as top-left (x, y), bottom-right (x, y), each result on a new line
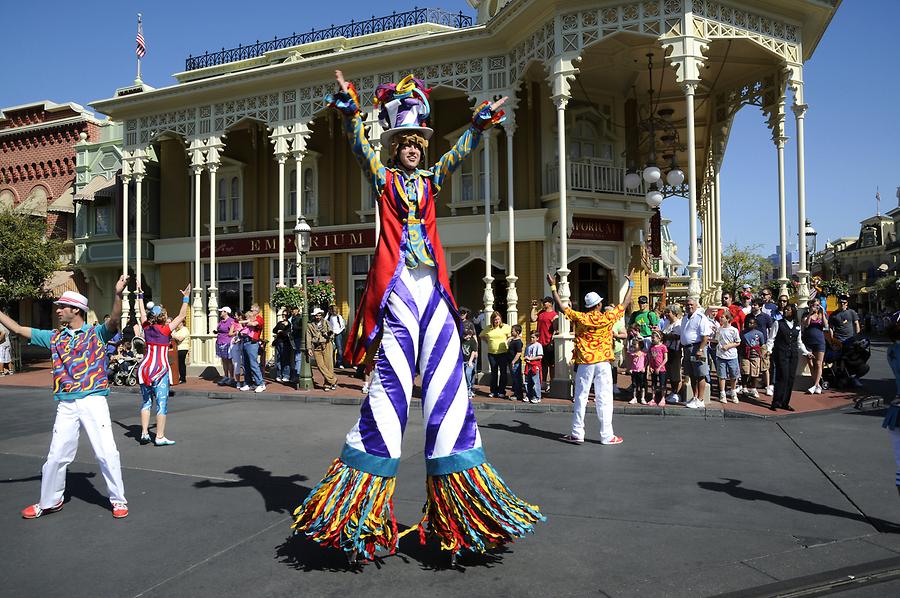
top-left (284, 152), bottom-right (320, 222)
top-left (350, 254), bottom-right (375, 318)
top-left (203, 260), bottom-right (254, 314)
top-left (569, 118), bottom-right (613, 164)
top-left (215, 162), bottom-right (244, 227)
top-left (94, 203), bottom-right (112, 235)
top-left (271, 256), bottom-right (331, 288)
top-left (444, 126), bottom-right (498, 215)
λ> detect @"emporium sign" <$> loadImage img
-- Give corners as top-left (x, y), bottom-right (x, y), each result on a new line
top-left (201, 228), bottom-right (376, 258)
top-left (568, 217), bottom-right (624, 242)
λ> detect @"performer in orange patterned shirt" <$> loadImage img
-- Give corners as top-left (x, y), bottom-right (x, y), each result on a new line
top-left (548, 271), bottom-right (634, 445)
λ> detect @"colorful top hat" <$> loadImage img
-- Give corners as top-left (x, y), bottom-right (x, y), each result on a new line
top-left (374, 74), bottom-right (434, 148)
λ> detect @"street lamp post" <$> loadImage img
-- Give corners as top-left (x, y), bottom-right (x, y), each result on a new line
top-left (294, 217), bottom-right (313, 391)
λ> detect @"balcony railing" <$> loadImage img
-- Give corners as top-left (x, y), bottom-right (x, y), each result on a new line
top-left (544, 160), bottom-right (688, 198)
top-left (185, 8), bottom-right (473, 71)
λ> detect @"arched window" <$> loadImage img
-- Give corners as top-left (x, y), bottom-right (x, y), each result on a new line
top-left (214, 159), bottom-right (244, 227)
top-left (303, 167), bottom-right (316, 218)
top-left (289, 173), bottom-right (297, 216)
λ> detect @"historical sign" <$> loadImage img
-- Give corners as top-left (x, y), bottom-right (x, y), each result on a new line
top-left (200, 228), bottom-right (376, 258)
top-left (569, 217), bottom-right (624, 242)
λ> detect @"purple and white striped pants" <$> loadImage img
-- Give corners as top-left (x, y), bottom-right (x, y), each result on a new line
top-left (345, 264), bottom-right (481, 463)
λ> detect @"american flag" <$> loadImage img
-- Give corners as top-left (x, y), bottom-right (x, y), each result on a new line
top-left (136, 21), bottom-right (146, 58)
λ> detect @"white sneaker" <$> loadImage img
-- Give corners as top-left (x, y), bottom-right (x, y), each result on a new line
top-left (807, 385), bottom-right (817, 394)
top-left (254, 385), bottom-right (267, 393)
top-left (361, 385), bottom-right (369, 394)
top-left (750, 389), bottom-right (759, 398)
top-left (732, 394), bottom-right (740, 404)
top-left (665, 393), bottom-right (680, 404)
top-left (685, 399), bottom-right (705, 409)
top-left (719, 395), bottom-right (728, 404)
top-left (239, 385), bottom-right (251, 391)
top-left (275, 377), bottom-right (282, 382)
top-left (628, 398), bottom-right (638, 404)
top-left (765, 385), bottom-right (774, 396)
top-left (814, 385), bottom-right (823, 394)
top-left (735, 385), bottom-right (743, 394)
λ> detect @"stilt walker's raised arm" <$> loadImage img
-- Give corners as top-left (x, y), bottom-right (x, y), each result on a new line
top-left (327, 70), bottom-right (386, 195)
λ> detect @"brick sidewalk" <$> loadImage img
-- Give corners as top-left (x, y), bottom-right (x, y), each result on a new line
top-left (0, 359), bottom-right (866, 418)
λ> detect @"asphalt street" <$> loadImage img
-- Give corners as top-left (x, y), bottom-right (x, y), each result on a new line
top-left (2, 345), bottom-right (900, 597)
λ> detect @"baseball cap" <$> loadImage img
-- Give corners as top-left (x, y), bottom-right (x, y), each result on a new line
top-left (311, 307), bottom-right (325, 316)
top-left (54, 291), bottom-right (89, 312)
top-left (584, 292), bottom-right (602, 308)
top-left (218, 306), bottom-right (232, 314)
top-left (838, 294), bottom-right (850, 302)
top-left (638, 295), bottom-right (649, 304)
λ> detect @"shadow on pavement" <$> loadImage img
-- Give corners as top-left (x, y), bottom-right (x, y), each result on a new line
top-left (113, 420), bottom-right (152, 443)
top-left (698, 478), bottom-right (900, 534)
top-left (2, 471), bottom-right (111, 510)
top-left (193, 465), bottom-right (309, 514)
top-left (484, 418), bottom-right (603, 445)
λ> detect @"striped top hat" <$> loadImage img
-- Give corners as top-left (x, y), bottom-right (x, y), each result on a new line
top-left (375, 74), bottom-right (434, 147)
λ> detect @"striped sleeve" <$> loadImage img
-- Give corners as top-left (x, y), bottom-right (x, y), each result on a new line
top-left (344, 113), bottom-right (386, 195)
top-left (431, 126), bottom-right (482, 193)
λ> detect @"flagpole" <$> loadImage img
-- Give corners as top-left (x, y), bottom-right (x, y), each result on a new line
top-left (136, 13), bottom-right (143, 84)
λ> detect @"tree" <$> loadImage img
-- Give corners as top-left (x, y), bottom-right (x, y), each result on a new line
top-left (0, 209), bottom-right (64, 309)
top-left (721, 243), bottom-right (772, 295)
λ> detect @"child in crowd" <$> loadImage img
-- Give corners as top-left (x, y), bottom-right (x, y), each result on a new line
top-left (461, 323), bottom-right (479, 400)
top-left (715, 311), bottom-right (741, 403)
top-left (647, 330), bottom-right (668, 406)
top-left (229, 311), bottom-right (245, 389)
top-left (508, 324), bottom-right (525, 402)
top-left (739, 315), bottom-right (765, 400)
top-left (627, 336), bottom-right (648, 404)
top-left (524, 331), bottom-right (543, 404)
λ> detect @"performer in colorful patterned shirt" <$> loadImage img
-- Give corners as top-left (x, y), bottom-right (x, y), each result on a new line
top-left (135, 283), bottom-right (191, 446)
top-left (291, 70), bottom-right (543, 565)
top-left (0, 276), bottom-right (130, 519)
top-left (548, 271), bottom-right (634, 446)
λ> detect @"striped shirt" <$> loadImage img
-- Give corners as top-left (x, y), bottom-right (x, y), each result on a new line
top-left (139, 323), bottom-right (172, 385)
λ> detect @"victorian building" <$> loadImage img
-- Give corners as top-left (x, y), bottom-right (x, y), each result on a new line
top-left (89, 0), bottom-right (839, 391)
top-left (0, 101), bottom-right (101, 328)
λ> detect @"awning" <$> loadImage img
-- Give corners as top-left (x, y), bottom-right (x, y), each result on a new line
top-left (42, 270), bottom-right (81, 297)
top-left (47, 186), bottom-right (75, 214)
top-left (74, 175), bottom-right (117, 203)
top-left (14, 186), bottom-right (48, 217)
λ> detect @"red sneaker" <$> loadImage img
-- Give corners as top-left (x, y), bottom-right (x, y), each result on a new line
top-left (21, 499), bottom-right (64, 519)
top-left (111, 501), bottom-right (129, 518)
top-left (602, 435), bottom-right (624, 445)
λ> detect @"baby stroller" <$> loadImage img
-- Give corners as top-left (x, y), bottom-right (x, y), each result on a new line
top-left (109, 337), bottom-right (145, 386)
top-left (821, 335), bottom-right (870, 390)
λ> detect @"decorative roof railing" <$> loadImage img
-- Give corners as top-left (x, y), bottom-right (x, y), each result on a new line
top-left (185, 7), bottom-right (473, 71)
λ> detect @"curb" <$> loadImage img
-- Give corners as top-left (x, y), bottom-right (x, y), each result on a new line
top-left (104, 386), bottom-right (770, 419)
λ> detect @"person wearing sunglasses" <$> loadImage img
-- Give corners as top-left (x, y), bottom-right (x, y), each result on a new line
top-left (828, 295), bottom-right (863, 387)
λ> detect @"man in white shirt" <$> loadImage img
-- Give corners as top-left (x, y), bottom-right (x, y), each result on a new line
top-left (327, 304), bottom-right (347, 369)
top-left (679, 298), bottom-right (713, 408)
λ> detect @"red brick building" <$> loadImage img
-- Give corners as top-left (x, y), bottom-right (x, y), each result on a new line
top-left (0, 101), bottom-right (101, 327)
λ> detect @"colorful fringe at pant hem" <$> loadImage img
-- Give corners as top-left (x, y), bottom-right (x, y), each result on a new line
top-left (291, 458), bottom-right (398, 560)
top-left (418, 461), bottom-right (545, 555)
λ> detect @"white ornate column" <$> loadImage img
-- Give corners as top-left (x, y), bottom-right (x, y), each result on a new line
top-left (206, 137), bottom-right (223, 333)
top-left (503, 113), bottom-right (518, 326)
top-left (791, 73), bottom-right (810, 307)
top-left (272, 126), bottom-right (290, 287)
top-left (713, 168), bottom-right (724, 300)
top-left (132, 151), bottom-right (146, 292)
top-left (663, 27), bottom-right (708, 301)
top-left (771, 94), bottom-right (790, 298)
top-left (291, 129), bottom-right (310, 287)
top-left (549, 56), bottom-right (577, 397)
top-left (187, 140), bottom-right (206, 337)
top-left (119, 161), bottom-right (132, 329)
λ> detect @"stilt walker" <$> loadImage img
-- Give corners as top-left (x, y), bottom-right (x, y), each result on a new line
top-left (292, 71), bottom-right (544, 562)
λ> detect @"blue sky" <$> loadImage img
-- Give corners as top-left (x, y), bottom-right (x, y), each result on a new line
top-left (1, 1), bottom-right (894, 259)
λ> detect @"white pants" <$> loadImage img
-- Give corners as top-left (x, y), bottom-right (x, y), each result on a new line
top-left (570, 361), bottom-right (615, 443)
top-left (40, 395), bottom-right (126, 508)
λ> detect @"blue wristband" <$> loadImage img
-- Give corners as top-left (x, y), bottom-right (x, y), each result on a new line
top-left (628, 281), bottom-right (635, 288)
top-left (182, 296), bottom-right (190, 304)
